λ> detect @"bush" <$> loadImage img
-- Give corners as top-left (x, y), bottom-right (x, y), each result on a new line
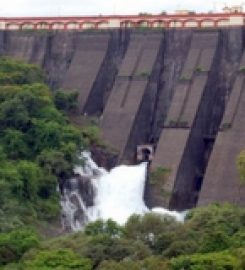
top-left (81, 125), bottom-right (102, 146)
top-left (84, 219), bottom-right (123, 238)
top-left (6, 204), bottom-right (244, 269)
top-left (23, 249), bottom-right (92, 270)
top-left (0, 57), bottom-right (44, 85)
top-left (54, 90), bottom-right (78, 113)
top-left (170, 251), bottom-right (240, 270)
top-left (83, 235), bottom-right (138, 266)
top-left (98, 256), bottom-right (169, 270)
top-left (124, 213), bottom-right (180, 249)
top-left (0, 228), bottom-right (40, 265)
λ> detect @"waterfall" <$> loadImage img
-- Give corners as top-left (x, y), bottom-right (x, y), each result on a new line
top-left (61, 152), bottom-right (185, 231)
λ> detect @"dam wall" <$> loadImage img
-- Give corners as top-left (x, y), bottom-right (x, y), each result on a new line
top-left (0, 28), bottom-right (244, 209)
top-left (147, 32), bottom-right (220, 209)
top-left (198, 51), bottom-right (245, 207)
top-left (1, 31), bottom-right (48, 65)
top-left (60, 34), bottom-right (110, 113)
top-left (147, 29), bottom-right (244, 210)
top-left (0, 30), bottom-right (128, 114)
top-left (101, 32), bottom-right (163, 161)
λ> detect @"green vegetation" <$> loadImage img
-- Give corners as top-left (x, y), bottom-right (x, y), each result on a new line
top-left (239, 66), bottom-right (245, 72)
top-left (195, 66), bottom-right (205, 72)
top-left (237, 150), bottom-right (245, 183)
top-left (170, 251), bottom-right (242, 270)
top-left (221, 122), bottom-right (232, 130)
top-left (148, 166), bottom-right (171, 198)
top-left (0, 58), bottom-right (98, 235)
top-left (149, 166), bottom-right (171, 185)
top-left (139, 71), bottom-right (150, 77)
top-left (1, 204), bottom-right (243, 269)
top-left (179, 75), bottom-right (191, 81)
top-left (54, 89), bottom-right (79, 113)
top-left (23, 249), bottom-right (92, 270)
top-left (0, 228), bottom-right (40, 265)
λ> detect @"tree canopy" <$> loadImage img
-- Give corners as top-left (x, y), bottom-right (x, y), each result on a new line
top-left (0, 57), bottom-right (91, 232)
top-left (2, 204), bottom-right (243, 270)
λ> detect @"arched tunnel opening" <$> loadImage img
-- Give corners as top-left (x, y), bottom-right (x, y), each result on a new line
top-left (137, 145), bottom-right (154, 162)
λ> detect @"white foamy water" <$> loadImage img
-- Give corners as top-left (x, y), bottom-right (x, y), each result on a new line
top-left (87, 162), bottom-right (148, 224)
top-left (61, 152), bottom-right (185, 231)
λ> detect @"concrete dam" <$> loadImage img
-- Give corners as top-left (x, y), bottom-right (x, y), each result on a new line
top-left (0, 28), bottom-right (244, 210)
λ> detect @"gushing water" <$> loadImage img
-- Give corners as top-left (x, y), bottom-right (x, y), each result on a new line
top-left (88, 162), bottom-right (148, 224)
top-left (61, 152), bottom-right (185, 231)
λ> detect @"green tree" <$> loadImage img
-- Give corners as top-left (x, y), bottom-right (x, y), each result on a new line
top-left (23, 249), bottom-right (92, 270)
top-left (54, 90), bottom-right (78, 113)
top-left (15, 161), bottom-right (42, 201)
top-left (0, 98), bottom-right (30, 130)
top-left (37, 149), bottom-right (71, 178)
top-left (124, 213), bottom-right (180, 249)
top-left (98, 257), bottom-right (169, 270)
top-left (83, 235), bottom-right (150, 267)
top-left (170, 251), bottom-right (240, 270)
top-left (1, 129), bottom-right (28, 159)
top-left (84, 219), bottom-right (122, 237)
top-left (0, 228), bottom-right (40, 265)
top-left (0, 57), bottom-right (44, 85)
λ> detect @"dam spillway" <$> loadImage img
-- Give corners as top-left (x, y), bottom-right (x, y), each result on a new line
top-left (1, 28), bottom-right (244, 209)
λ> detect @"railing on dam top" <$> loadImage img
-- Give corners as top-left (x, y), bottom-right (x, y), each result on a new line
top-left (0, 13), bottom-right (244, 30)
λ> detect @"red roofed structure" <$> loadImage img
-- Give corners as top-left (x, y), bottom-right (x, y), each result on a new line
top-left (0, 11), bottom-right (244, 31)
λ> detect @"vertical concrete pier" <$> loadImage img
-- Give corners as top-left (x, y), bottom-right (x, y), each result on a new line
top-left (61, 34), bottom-right (110, 113)
top-left (101, 32), bottom-right (163, 160)
top-left (198, 52), bottom-right (245, 207)
top-left (149, 31), bottom-right (219, 209)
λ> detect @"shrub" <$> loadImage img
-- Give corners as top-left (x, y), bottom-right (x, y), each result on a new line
top-left (139, 71), bottom-right (150, 77)
top-left (149, 167), bottom-right (171, 185)
top-left (239, 66), bottom-right (245, 72)
top-left (170, 251), bottom-right (240, 270)
top-left (0, 228), bottom-right (40, 265)
top-left (54, 90), bottom-right (78, 113)
top-left (23, 249), bottom-right (92, 270)
top-left (180, 75), bottom-right (191, 81)
top-left (237, 150), bottom-right (245, 183)
top-left (84, 219), bottom-right (123, 238)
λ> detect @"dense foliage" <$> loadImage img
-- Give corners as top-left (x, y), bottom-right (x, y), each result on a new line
top-left (1, 204), bottom-right (244, 269)
top-left (0, 57), bottom-right (94, 232)
top-left (0, 58), bottom-right (87, 232)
